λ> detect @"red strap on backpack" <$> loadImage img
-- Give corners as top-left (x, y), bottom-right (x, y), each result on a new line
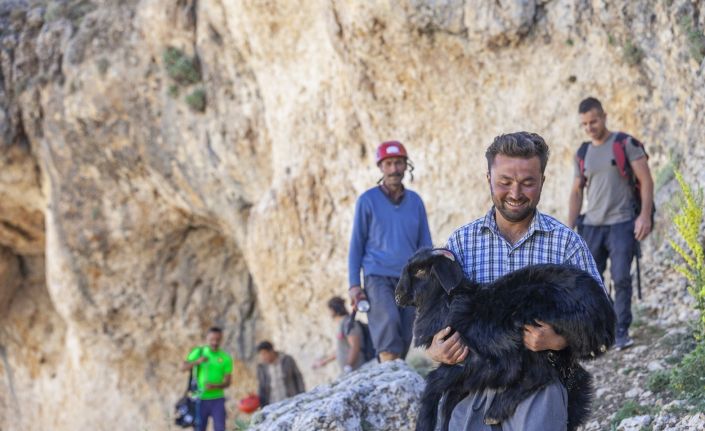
top-left (576, 141), bottom-right (590, 188)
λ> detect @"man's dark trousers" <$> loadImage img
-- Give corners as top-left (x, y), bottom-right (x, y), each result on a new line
top-left (365, 274), bottom-right (415, 358)
top-left (197, 398), bottom-right (226, 431)
top-left (580, 219), bottom-right (635, 338)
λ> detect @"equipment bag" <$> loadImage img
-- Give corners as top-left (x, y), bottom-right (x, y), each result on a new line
top-left (346, 312), bottom-right (377, 362)
top-left (175, 347), bottom-right (203, 428)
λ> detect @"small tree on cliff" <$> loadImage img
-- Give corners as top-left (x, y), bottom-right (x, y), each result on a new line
top-left (667, 170), bottom-right (705, 402)
top-left (669, 170), bottom-right (705, 338)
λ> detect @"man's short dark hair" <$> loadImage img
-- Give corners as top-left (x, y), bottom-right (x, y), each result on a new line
top-left (327, 296), bottom-right (348, 317)
top-left (485, 132), bottom-right (550, 174)
top-left (256, 341), bottom-right (274, 352)
top-left (578, 97), bottom-right (604, 114)
top-left (208, 326), bottom-right (223, 334)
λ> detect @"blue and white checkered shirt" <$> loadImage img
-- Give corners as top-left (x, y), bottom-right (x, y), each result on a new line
top-left (446, 208), bottom-right (605, 292)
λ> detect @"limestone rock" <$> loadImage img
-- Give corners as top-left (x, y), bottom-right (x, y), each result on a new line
top-left (0, 0), bottom-right (704, 430)
top-left (249, 360), bottom-right (425, 431)
top-left (617, 415), bottom-right (652, 431)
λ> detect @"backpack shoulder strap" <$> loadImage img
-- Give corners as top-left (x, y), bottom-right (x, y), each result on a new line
top-left (612, 133), bottom-right (630, 178)
top-left (576, 141), bottom-right (590, 188)
top-left (612, 132), bottom-right (648, 178)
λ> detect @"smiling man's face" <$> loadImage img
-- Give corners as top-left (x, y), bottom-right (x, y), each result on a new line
top-left (488, 154), bottom-right (544, 224)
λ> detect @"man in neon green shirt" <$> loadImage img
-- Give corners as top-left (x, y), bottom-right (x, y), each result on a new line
top-left (182, 327), bottom-right (233, 431)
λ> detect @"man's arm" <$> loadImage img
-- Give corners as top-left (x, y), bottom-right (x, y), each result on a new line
top-left (631, 157), bottom-right (654, 241)
top-left (348, 197), bottom-right (368, 289)
top-left (181, 355), bottom-right (207, 371)
top-left (567, 176), bottom-right (584, 229)
top-left (289, 357), bottom-right (306, 394)
top-left (348, 197), bottom-right (369, 308)
top-left (312, 354), bottom-right (336, 369)
top-left (205, 374), bottom-right (231, 390)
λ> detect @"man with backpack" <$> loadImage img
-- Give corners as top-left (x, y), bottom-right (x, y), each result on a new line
top-left (313, 296), bottom-right (375, 374)
top-left (567, 97), bottom-right (655, 351)
top-left (181, 326), bottom-right (233, 431)
top-left (348, 141), bottom-right (433, 362)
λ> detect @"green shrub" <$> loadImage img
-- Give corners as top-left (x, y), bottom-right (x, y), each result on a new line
top-left (44, 0), bottom-right (96, 26)
top-left (610, 400), bottom-right (655, 430)
top-left (96, 58), bottom-right (109, 76)
top-left (679, 15), bottom-right (705, 64)
top-left (669, 341), bottom-right (705, 400)
top-left (623, 40), bottom-right (644, 66)
top-left (163, 47), bottom-right (201, 85)
top-left (185, 88), bottom-right (207, 112)
top-left (646, 370), bottom-right (671, 393)
top-left (654, 160), bottom-right (676, 191)
top-left (607, 33), bottom-right (616, 46)
top-left (44, 2), bottom-right (62, 21)
top-left (669, 170), bottom-right (705, 337)
top-left (168, 84), bottom-right (180, 98)
top-left (233, 417), bottom-right (250, 430)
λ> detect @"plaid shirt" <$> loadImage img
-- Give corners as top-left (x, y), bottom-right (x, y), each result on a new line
top-left (446, 208), bottom-right (605, 292)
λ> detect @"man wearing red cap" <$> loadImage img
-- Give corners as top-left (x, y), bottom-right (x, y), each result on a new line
top-left (348, 141), bottom-right (433, 362)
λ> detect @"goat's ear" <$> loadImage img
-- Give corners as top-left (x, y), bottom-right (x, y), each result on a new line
top-left (430, 257), bottom-right (464, 294)
top-left (395, 265), bottom-right (414, 306)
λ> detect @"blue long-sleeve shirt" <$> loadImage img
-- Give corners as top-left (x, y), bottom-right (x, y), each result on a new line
top-left (348, 186), bottom-right (433, 287)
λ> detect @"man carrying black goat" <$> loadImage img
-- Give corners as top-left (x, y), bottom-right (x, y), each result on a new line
top-left (426, 132), bottom-right (608, 430)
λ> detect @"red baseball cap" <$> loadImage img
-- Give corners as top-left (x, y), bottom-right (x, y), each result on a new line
top-left (375, 141), bottom-right (408, 164)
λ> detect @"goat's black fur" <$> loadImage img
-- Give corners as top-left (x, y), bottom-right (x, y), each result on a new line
top-left (395, 248), bottom-right (616, 431)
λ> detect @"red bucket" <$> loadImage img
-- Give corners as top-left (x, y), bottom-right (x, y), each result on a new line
top-left (238, 394), bottom-right (260, 413)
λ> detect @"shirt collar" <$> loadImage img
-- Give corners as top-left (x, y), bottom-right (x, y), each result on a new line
top-left (481, 207), bottom-right (554, 240)
top-left (379, 183), bottom-right (405, 204)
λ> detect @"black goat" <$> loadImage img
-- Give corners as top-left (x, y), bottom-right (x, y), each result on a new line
top-left (395, 248), bottom-right (616, 431)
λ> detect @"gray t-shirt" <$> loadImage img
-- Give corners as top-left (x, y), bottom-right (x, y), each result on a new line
top-left (337, 316), bottom-right (366, 372)
top-left (574, 132), bottom-right (646, 226)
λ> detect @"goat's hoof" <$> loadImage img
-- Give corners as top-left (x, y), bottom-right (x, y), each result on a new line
top-left (484, 418), bottom-right (500, 425)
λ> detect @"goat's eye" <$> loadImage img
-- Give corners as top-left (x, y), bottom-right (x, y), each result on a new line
top-left (414, 269), bottom-right (428, 278)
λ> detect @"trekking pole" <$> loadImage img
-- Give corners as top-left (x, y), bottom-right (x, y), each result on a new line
top-left (347, 309), bottom-right (357, 334)
top-left (635, 241), bottom-right (642, 300)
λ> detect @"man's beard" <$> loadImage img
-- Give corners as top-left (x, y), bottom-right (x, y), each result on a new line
top-left (492, 194), bottom-right (536, 223)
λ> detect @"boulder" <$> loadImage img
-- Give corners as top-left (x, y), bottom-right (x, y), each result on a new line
top-left (250, 360), bottom-right (426, 431)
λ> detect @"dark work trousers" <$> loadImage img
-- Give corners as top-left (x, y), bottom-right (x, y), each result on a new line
top-left (580, 219), bottom-right (636, 338)
top-left (197, 398), bottom-right (226, 431)
top-left (364, 274), bottom-right (415, 358)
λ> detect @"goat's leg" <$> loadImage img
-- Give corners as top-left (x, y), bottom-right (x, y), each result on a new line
top-left (566, 366), bottom-right (593, 431)
top-left (415, 387), bottom-right (443, 431)
top-left (439, 389), bottom-right (469, 431)
top-left (416, 369), bottom-right (449, 431)
top-left (416, 366), bottom-right (465, 431)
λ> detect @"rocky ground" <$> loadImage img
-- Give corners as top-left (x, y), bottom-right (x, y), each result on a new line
top-left (578, 255), bottom-right (705, 431)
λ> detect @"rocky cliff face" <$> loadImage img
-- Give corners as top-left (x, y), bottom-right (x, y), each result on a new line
top-left (0, 0), bottom-right (703, 430)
